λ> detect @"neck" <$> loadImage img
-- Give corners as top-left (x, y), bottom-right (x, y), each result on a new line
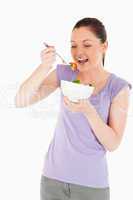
top-left (77, 67), bottom-right (109, 87)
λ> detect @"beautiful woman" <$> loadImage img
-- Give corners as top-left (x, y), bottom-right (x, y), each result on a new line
top-left (15, 17), bottom-right (132, 200)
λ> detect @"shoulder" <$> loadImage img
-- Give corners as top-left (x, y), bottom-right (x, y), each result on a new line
top-left (108, 73), bottom-right (132, 102)
top-left (56, 64), bottom-right (76, 83)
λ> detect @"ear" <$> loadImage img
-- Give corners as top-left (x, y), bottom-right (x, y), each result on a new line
top-left (102, 41), bottom-right (108, 53)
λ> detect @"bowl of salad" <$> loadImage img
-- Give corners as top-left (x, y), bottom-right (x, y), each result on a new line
top-left (61, 79), bottom-right (94, 102)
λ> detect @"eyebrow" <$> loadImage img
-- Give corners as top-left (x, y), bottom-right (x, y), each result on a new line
top-left (70, 39), bottom-right (93, 43)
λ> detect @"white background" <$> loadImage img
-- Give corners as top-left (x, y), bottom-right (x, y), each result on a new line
top-left (0, 0), bottom-right (133, 199)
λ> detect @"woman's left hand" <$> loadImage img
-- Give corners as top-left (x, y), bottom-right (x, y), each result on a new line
top-left (63, 96), bottom-right (95, 115)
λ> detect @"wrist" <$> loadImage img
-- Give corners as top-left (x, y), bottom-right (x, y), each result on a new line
top-left (39, 63), bottom-right (52, 72)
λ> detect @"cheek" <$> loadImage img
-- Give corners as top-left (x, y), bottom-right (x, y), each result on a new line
top-left (90, 49), bottom-right (102, 61)
top-left (96, 52), bottom-right (103, 62)
top-left (71, 49), bottom-right (76, 56)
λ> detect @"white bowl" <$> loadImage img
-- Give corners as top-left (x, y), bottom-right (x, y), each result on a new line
top-left (61, 80), bottom-right (94, 102)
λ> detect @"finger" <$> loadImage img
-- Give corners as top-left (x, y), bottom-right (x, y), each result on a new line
top-left (64, 96), bottom-right (69, 102)
top-left (40, 52), bottom-right (56, 60)
top-left (64, 97), bottom-right (69, 105)
top-left (41, 47), bottom-right (56, 54)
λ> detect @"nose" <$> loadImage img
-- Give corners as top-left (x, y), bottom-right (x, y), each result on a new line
top-left (74, 47), bottom-right (86, 58)
top-left (76, 47), bottom-right (84, 54)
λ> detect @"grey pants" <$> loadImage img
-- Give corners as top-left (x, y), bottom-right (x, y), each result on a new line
top-left (40, 175), bottom-right (110, 200)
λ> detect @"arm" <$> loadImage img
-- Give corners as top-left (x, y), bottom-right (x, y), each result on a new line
top-left (15, 66), bottom-right (59, 107)
top-left (84, 86), bottom-right (130, 152)
top-left (15, 46), bottom-right (59, 107)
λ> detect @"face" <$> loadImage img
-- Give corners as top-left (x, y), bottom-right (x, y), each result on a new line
top-left (70, 27), bottom-right (108, 71)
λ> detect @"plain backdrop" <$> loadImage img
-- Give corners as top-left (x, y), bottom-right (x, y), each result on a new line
top-left (0, 0), bottom-right (133, 199)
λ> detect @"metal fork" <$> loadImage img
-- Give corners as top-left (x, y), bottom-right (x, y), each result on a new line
top-left (43, 42), bottom-right (67, 64)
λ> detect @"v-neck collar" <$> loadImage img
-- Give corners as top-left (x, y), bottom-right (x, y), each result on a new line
top-left (72, 70), bottom-right (114, 98)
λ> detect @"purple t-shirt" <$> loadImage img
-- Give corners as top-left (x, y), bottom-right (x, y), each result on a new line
top-left (42, 64), bottom-right (132, 188)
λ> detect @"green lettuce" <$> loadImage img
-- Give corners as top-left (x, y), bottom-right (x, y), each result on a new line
top-left (72, 79), bottom-right (80, 84)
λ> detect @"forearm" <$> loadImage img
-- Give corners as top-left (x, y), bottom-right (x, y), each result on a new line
top-left (15, 64), bottom-right (51, 106)
top-left (84, 108), bottom-right (119, 152)
top-left (19, 64), bottom-right (51, 94)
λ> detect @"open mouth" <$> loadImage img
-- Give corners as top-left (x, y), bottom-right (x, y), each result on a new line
top-left (77, 58), bottom-right (88, 64)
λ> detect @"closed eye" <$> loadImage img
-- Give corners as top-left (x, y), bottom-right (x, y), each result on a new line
top-left (71, 46), bottom-right (77, 48)
top-left (84, 45), bottom-right (92, 47)
top-left (71, 45), bottom-right (92, 48)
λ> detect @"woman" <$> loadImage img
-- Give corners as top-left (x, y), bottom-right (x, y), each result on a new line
top-left (15, 18), bottom-right (132, 200)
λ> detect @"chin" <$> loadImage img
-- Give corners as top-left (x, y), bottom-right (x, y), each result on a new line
top-left (77, 63), bottom-right (91, 71)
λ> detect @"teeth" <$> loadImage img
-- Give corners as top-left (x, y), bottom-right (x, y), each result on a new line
top-left (77, 57), bottom-right (88, 60)
top-left (78, 58), bottom-right (86, 61)
top-left (78, 58), bottom-right (84, 60)
top-left (78, 58), bottom-right (88, 63)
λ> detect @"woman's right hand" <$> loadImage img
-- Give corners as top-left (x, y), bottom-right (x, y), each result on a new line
top-left (40, 46), bottom-right (56, 70)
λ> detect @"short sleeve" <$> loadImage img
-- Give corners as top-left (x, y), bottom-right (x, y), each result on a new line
top-left (56, 64), bottom-right (61, 86)
top-left (110, 76), bottom-right (132, 102)
top-left (56, 64), bottom-right (75, 87)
